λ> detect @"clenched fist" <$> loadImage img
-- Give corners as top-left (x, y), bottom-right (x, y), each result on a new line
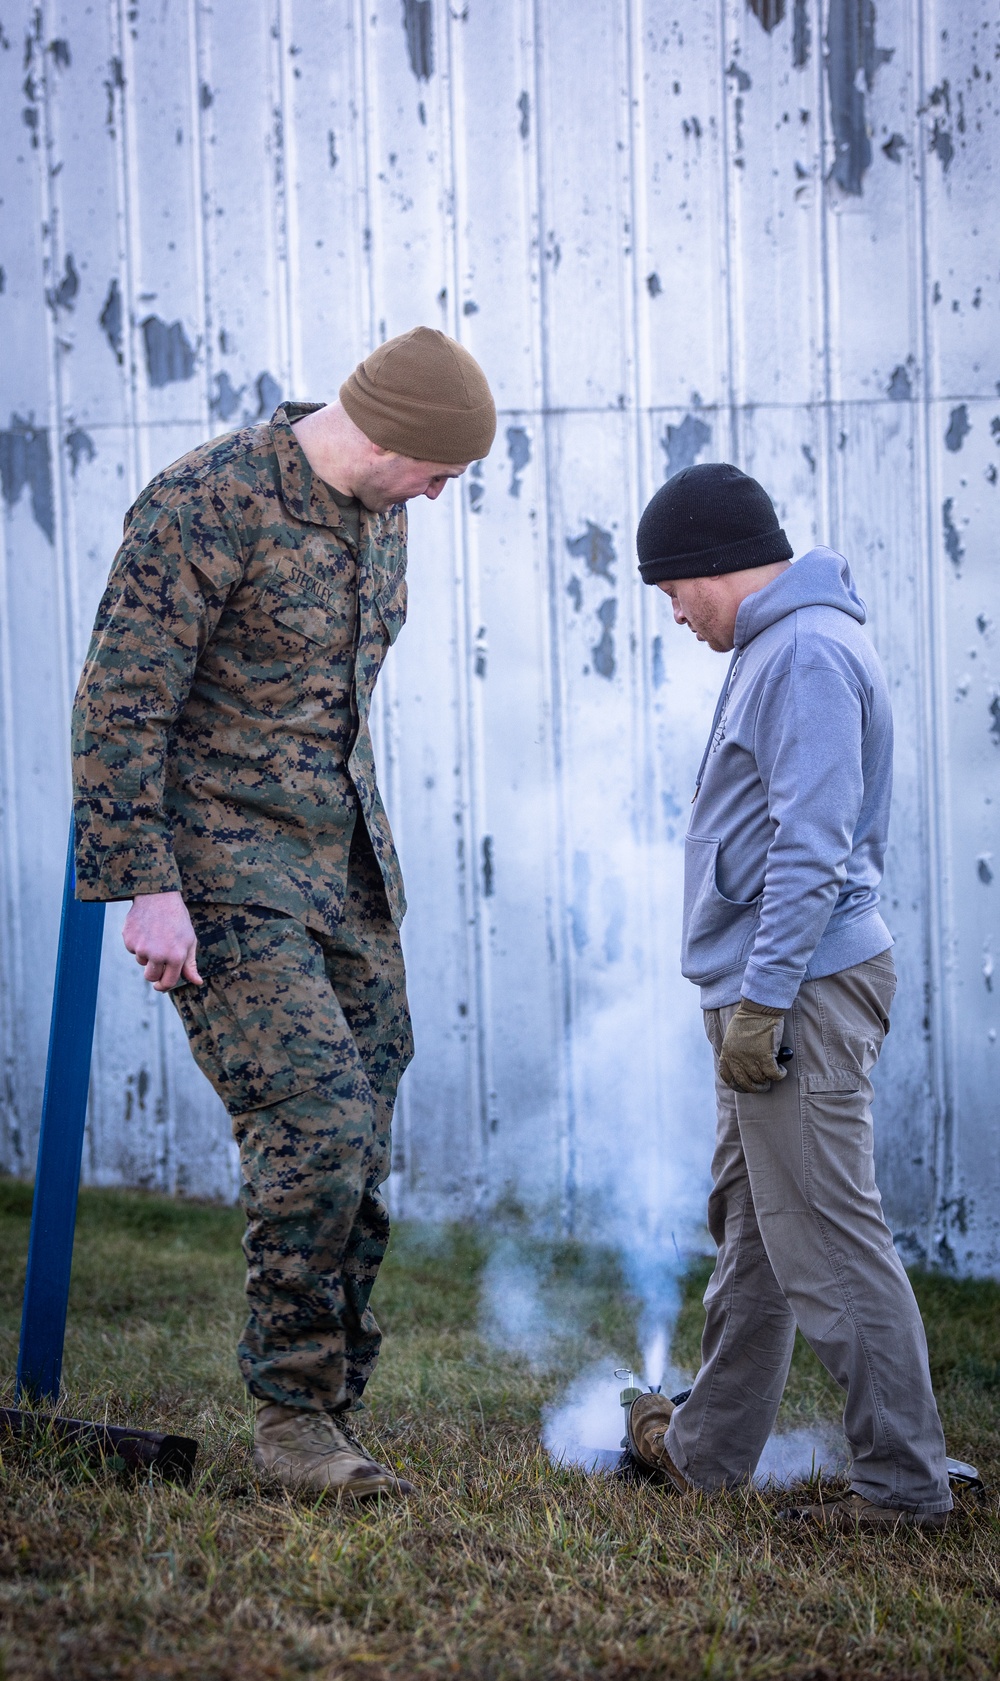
top-left (122, 891), bottom-right (203, 992)
top-left (718, 998), bottom-right (786, 1093)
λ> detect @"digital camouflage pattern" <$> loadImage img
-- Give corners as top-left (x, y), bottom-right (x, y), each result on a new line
top-left (72, 403), bottom-right (415, 1413)
top-left (72, 402), bottom-right (408, 931)
top-left (172, 822), bottom-right (413, 1413)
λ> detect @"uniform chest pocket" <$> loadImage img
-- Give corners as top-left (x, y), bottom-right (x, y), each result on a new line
top-left (259, 569), bottom-right (355, 651)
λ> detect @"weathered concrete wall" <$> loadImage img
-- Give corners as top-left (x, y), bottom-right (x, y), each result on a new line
top-left (0, 1), bottom-right (997, 1268)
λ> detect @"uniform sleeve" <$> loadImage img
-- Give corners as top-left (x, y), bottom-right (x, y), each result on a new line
top-left (740, 653), bottom-right (867, 1009)
top-left (71, 491), bottom-right (244, 900)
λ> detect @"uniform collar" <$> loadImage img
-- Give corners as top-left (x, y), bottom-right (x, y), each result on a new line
top-left (271, 401), bottom-right (352, 531)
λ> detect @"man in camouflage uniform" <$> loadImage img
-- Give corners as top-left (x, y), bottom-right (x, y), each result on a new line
top-left (72, 327), bottom-right (496, 1499)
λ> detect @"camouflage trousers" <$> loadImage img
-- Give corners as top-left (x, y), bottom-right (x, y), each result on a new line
top-left (171, 822), bottom-right (413, 1414)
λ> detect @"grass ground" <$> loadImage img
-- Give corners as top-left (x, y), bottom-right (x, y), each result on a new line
top-left (0, 1180), bottom-right (998, 1679)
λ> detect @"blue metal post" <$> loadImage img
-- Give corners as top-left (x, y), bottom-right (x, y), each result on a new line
top-left (16, 822), bottom-right (105, 1403)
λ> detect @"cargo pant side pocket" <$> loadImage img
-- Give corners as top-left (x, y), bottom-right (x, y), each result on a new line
top-left (171, 909), bottom-right (344, 1117)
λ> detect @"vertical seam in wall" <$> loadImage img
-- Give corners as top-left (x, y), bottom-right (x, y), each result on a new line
top-left (717, 0), bottom-right (739, 459)
top-left (277, 0), bottom-right (301, 394)
top-left (913, 0), bottom-right (956, 1262)
top-left (529, 0), bottom-right (577, 1236)
top-left (619, 0), bottom-right (667, 1236)
top-left (814, 0), bottom-right (836, 546)
top-left (349, 0), bottom-right (411, 1208)
top-left (619, 0), bottom-right (649, 825)
top-left (0, 423), bottom-right (25, 1175)
top-left (354, 0), bottom-right (379, 351)
top-left (111, 0), bottom-right (146, 495)
top-left (269, 0), bottom-right (293, 400)
top-left (189, 0), bottom-right (214, 439)
top-left (37, 0), bottom-right (74, 738)
top-left (442, 0), bottom-right (495, 1209)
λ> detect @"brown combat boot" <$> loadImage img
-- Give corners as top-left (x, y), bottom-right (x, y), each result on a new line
top-left (254, 1403), bottom-right (414, 1500)
top-left (625, 1393), bottom-right (694, 1493)
top-left (780, 1491), bottom-right (951, 1531)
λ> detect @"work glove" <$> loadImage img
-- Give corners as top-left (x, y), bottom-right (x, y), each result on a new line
top-left (718, 998), bottom-right (787, 1093)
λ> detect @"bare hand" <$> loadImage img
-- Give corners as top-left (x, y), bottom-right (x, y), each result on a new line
top-left (122, 891), bottom-right (203, 992)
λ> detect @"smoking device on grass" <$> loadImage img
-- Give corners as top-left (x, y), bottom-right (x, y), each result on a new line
top-left (614, 1372), bottom-right (982, 1494)
top-left (0, 824), bottom-right (199, 1483)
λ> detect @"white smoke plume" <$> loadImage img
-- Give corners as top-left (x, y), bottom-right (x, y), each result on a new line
top-left (541, 1362), bottom-right (848, 1487)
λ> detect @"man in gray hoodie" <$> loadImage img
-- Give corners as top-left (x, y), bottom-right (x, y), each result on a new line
top-left (626, 463), bottom-right (952, 1531)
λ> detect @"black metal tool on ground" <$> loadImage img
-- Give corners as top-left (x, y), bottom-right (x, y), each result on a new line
top-left (0, 823), bottom-right (199, 1485)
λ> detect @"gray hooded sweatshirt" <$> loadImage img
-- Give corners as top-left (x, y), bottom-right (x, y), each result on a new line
top-left (682, 547), bottom-right (893, 1011)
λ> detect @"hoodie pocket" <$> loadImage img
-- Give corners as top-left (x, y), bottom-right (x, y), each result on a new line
top-left (682, 834), bottom-right (762, 985)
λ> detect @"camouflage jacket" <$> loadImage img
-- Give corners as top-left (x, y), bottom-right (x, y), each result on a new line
top-left (72, 403), bottom-right (408, 930)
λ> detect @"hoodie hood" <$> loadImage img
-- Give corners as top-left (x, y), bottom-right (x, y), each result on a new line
top-left (735, 547), bottom-right (866, 649)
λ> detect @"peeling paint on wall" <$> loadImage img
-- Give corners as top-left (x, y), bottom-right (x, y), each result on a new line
top-left (142, 315), bottom-right (196, 386)
top-left (100, 279), bottom-right (123, 363)
top-left (256, 371), bottom-right (282, 416)
top-left (46, 253), bottom-right (79, 313)
top-left (402, 0), bottom-right (434, 83)
top-left (825, 0), bottom-right (893, 196)
top-left (747, 0), bottom-right (786, 34)
top-left (566, 522), bottom-right (615, 582)
top-left (662, 413), bottom-right (711, 479)
top-left (651, 635), bottom-right (665, 690)
top-left (473, 625), bottom-right (487, 677)
top-left (945, 404), bottom-right (971, 452)
top-left (103, 55), bottom-right (124, 135)
top-left (926, 81), bottom-right (954, 172)
top-left (65, 428), bottom-right (95, 475)
top-left (942, 497), bottom-right (964, 570)
top-left (0, 417), bottom-right (54, 542)
top-left (592, 598), bottom-right (617, 680)
top-left (1, 0), bottom-right (997, 1248)
top-left (505, 425), bottom-right (531, 497)
top-left (792, 0), bottom-right (811, 66)
top-left (212, 371), bottom-right (244, 420)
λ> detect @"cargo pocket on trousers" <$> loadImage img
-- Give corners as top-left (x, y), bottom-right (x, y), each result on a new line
top-left (171, 919), bottom-right (313, 1117)
top-left (800, 1068), bottom-right (864, 1095)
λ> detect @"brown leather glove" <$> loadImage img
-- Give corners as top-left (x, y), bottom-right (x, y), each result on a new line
top-left (718, 998), bottom-right (787, 1093)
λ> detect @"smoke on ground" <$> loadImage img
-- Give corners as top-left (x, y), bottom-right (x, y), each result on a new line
top-left (541, 1363), bottom-right (848, 1487)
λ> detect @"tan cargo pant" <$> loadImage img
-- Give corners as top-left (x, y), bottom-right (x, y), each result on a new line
top-left (667, 953), bottom-right (952, 1514)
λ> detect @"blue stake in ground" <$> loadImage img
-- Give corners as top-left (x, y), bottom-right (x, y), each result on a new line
top-left (16, 822), bottom-right (105, 1404)
top-left (2, 821), bottom-right (200, 1481)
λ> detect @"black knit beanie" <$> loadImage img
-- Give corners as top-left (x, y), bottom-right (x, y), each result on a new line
top-left (637, 462), bottom-right (792, 584)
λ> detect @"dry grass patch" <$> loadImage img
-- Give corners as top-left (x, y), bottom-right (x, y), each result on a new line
top-left (0, 1181), bottom-right (996, 1679)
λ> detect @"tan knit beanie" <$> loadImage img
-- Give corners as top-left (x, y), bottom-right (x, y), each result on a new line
top-left (340, 326), bottom-right (496, 464)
